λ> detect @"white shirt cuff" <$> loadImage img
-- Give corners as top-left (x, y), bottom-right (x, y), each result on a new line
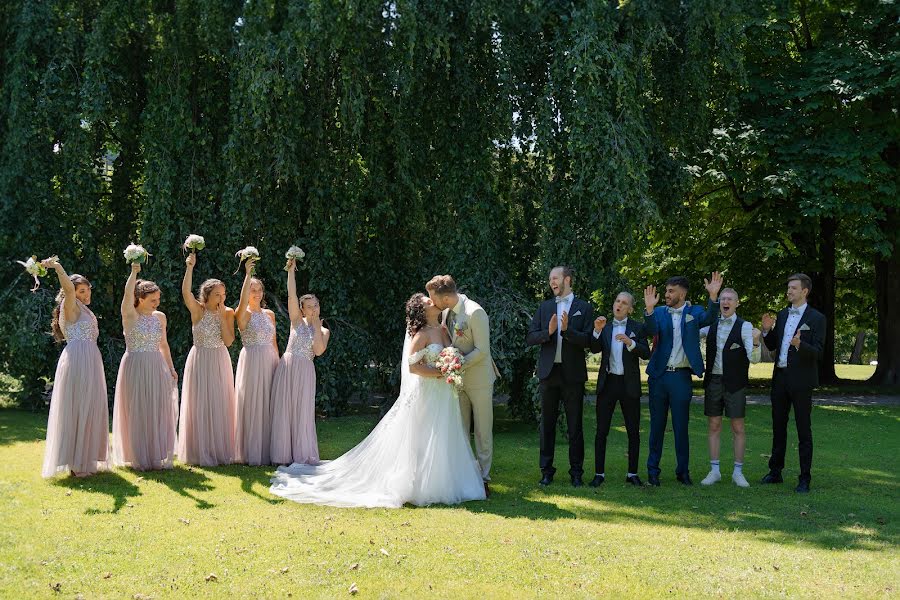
top-left (626, 339), bottom-right (636, 351)
top-left (592, 330), bottom-right (601, 339)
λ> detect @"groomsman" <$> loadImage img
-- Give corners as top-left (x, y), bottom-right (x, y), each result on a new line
top-left (588, 292), bottom-right (650, 487)
top-left (698, 288), bottom-right (761, 488)
top-left (526, 266), bottom-right (594, 487)
top-left (643, 273), bottom-right (722, 486)
top-left (759, 273), bottom-right (825, 493)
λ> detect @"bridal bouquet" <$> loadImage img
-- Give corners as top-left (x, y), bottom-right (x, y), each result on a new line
top-left (16, 255), bottom-right (52, 292)
top-left (123, 243), bottom-right (150, 264)
top-left (183, 234), bottom-right (205, 253)
top-left (436, 347), bottom-right (464, 390)
top-left (235, 245), bottom-right (260, 275)
top-left (284, 245), bottom-right (305, 271)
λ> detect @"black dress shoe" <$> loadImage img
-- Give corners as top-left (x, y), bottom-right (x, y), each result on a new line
top-left (539, 474), bottom-right (553, 486)
top-left (648, 475), bottom-right (661, 487)
top-left (571, 475), bottom-right (584, 488)
top-left (625, 475), bottom-right (643, 486)
top-left (589, 475), bottom-right (605, 487)
top-left (761, 471), bottom-right (784, 484)
top-left (676, 473), bottom-right (693, 486)
top-left (483, 481), bottom-right (491, 498)
top-left (795, 480), bottom-right (810, 493)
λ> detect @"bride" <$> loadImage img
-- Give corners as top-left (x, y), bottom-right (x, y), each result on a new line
top-left (269, 293), bottom-right (486, 508)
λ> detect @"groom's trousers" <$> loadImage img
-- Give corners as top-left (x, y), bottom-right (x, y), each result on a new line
top-left (459, 385), bottom-right (493, 481)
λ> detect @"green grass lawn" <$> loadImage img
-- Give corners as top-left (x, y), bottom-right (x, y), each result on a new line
top-left (0, 400), bottom-right (897, 598)
top-left (584, 363), bottom-right (888, 396)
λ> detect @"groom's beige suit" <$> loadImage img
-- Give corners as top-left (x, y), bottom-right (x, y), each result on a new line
top-left (443, 294), bottom-right (499, 481)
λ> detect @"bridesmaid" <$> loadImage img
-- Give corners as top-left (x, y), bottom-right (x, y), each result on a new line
top-left (233, 258), bottom-right (279, 465)
top-left (41, 258), bottom-right (109, 478)
top-left (177, 252), bottom-right (236, 466)
top-left (111, 262), bottom-right (179, 470)
top-left (270, 258), bottom-right (330, 465)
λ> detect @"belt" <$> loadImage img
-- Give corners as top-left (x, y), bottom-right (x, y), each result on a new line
top-left (665, 366), bottom-right (691, 372)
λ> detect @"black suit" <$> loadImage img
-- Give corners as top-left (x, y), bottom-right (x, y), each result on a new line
top-left (526, 296), bottom-right (594, 478)
top-left (762, 305), bottom-right (826, 483)
top-left (588, 318), bottom-right (650, 475)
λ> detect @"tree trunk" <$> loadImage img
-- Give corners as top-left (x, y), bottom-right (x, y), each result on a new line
top-left (869, 246), bottom-right (900, 385)
top-left (809, 217), bottom-right (839, 384)
top-left (849, 331), bottom-right (866, 365)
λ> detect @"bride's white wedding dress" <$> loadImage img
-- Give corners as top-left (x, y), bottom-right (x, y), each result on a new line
top-left (269, 339), bottom-right (486, 508)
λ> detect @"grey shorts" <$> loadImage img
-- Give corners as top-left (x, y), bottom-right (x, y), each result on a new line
top-left (704, 375), bottom-right (747, 419)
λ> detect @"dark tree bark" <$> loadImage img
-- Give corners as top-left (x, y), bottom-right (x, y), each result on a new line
top-left (870, 209), bottom-right (900, 385)
top-left (808, 217), bottom-right (839, 384)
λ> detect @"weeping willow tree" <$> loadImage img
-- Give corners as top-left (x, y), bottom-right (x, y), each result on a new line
top-left (0, 0), bottom-right (745, 417)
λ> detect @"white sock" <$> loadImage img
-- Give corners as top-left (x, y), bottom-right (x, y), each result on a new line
top-left (710, 460), bottom-right (720, 475)
top-left (734, 462), bottom-right (743, 475)
top-left (626, 472), bottom-right (637, 478)
top-left (596, 473), bottom-right (605, 478)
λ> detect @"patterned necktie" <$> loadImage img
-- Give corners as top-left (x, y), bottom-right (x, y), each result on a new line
top-left (446, 310), bottom-right (456, 334)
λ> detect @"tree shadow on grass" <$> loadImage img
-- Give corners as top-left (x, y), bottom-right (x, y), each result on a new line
top-left (0, 409), bottom-right (46, 446)
top-left (53, 472), bottom-right (141, 515)
top-left (140, 465), bottom-right (216, 509)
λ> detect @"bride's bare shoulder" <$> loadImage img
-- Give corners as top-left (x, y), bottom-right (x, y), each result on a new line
top-left (409, 330), bottom-right (428, 351)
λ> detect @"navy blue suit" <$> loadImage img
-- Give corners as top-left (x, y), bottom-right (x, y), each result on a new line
top-left (644, 299), bottom-right (719, 478)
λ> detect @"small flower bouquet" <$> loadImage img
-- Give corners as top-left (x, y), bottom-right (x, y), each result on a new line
top-left (16, 255), bottom-right (51, 292)
top-left (284, 245), bottom-right (305, 271)
top-left (183, 234), bottom-right (205, 253)
top-left (235, 246), bottom-right (260, 275)
top-left (123, 243), bottom-right (150, 264)
top-left (436, 346), bottom-right (464, 390)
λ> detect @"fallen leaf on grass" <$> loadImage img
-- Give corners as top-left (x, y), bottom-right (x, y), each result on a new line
top-left (349, 583), bottom-right (359, 595)
top-left (205, 574), bottom-right (218, 583)
top-left (65, 491), bottom-right (72, 496)
top-left (380, 548), bottom-right (390, 557)
top-left (179, 518), bottom-right (190, 525)
top-left (349, 563), bottom-right (359, 571)
top-left (49, 582), bottom-right (61, 592)
top-left (280, 567), bottom-right (289, 574)
top-left (132, 594), bottom-right (153, 600)
top-left (102, 572), bottom-right (111, 579)
top-left (800, 511), bottom-right (808, 517)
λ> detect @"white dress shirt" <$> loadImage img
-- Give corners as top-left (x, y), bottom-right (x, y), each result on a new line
top-left (555, 293), bottom-right (574, 363)
top-left (774, 303), bottom-right (807, 367)
top-left (592, 319), bottom-right (636, 374)
top-left (700, 315), bottom-right (761, 374)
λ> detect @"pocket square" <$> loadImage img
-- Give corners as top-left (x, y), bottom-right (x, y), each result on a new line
top-left (572, 310), bottom-right (582, 317)
top-left (685, 314), bottom-right (694, 323)
top-left (799, 323), bottom-right (810, 331)
top-left (730, 343), bottom-right (741, 350)
top-left (629, 332), bottom-right (636, 338)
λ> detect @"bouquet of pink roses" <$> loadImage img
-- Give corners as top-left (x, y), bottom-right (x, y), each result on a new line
top-left (436, 347), bottom-right (464, 390)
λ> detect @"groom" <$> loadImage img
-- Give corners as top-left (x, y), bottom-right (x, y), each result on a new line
top-left (427, 275), bottom-right (498, 495)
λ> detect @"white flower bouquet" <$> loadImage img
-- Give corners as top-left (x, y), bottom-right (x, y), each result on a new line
top-left (284, 245), bottom-right (305, 271)
top-left (123, 243), bottom-right (150, 264)
top-left (182, 234), bottom-right (205, 253)
top-left (236, 245), bottom-right (260, 274)
top-left (16, 255), bottom-right (54, 292)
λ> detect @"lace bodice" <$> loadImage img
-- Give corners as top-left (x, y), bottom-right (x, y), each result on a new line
top-left (241, 310), bottom-right (275, 347)
top-left (408, 343), bottom-right (444, 366)
top-left (125, 314), bottom-right (162, 352)
top-left (285, 321), bottom-right (315, 360)
top-left (193, 310), bottom-right (224, 349)
top-left (61, 301), bottom-right (99, 343)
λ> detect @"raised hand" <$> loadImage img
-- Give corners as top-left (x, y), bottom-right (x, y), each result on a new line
top-left (791, 329), bottom-right (801, 349)
top-left (131, 262), bottom-right (142, 274)
top-left (549, 313), bottom-right (558, 336)
top-left (704, 271), bottom-right (723, 299)
top-left (594, 316), bottom-right (607, 334)
top-left (761, 312), bottom-right (776, 332)
top-left (560, 310), bottom-right (569, 332)
top-left (245, 258), bottom-right (257, 275)
top-left (185, 253), bottom-right (196, 269)
top-left (287, 258), bottom-right (296, 272)
top-left (614, 333), bottom-right (630, 344)
top-left (752, 327), bottom-right (762, 346)
top-left (644, 285), bottom-right (659, 314)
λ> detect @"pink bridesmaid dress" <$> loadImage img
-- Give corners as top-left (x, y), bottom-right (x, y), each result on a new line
top-left (234, 310), bottom-right (278, 465)
top-left (176, 310), bottom-right (235, 466)
top-left (111, 314), bottom-right (178, 470)
top-left (42, 300), bottom-right (110, 477)
top-left (269, 321), bottom-right (319, 465)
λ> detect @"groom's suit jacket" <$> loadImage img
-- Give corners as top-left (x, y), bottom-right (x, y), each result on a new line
top-left (442, 294), bottom-right (499, 390)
